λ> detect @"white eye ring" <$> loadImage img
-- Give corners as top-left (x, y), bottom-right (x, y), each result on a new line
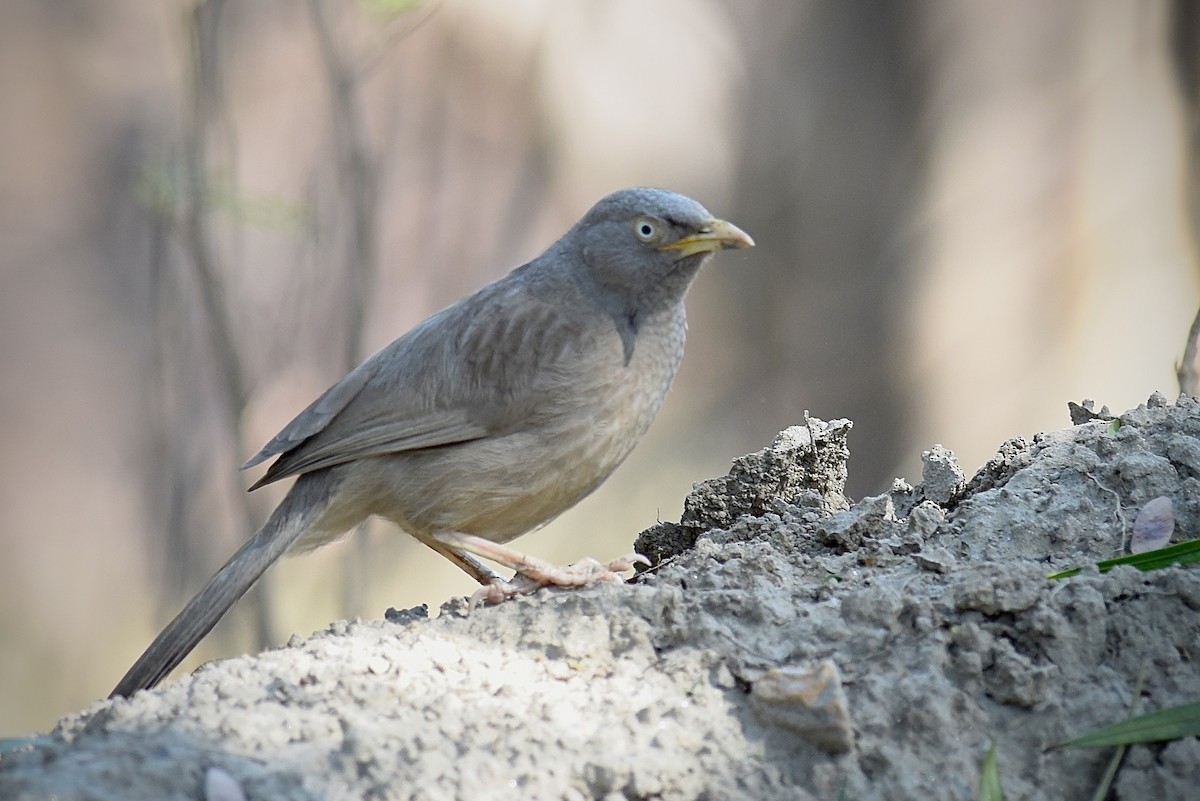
top-left (633, 217), bottom-right (660, 243)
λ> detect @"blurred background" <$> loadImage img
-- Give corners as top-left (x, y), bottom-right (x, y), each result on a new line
top-left (2, 0), bottom-right (1197, 735)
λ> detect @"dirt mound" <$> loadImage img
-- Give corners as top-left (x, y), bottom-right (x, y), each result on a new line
top-left (2, 394), bottom-right (1197, 800)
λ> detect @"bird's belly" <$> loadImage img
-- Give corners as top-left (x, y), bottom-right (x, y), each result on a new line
top-left (368, 327), bottom-right (682, 542)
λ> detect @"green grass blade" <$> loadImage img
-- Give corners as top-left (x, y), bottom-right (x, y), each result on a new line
top-left (1088, 743), bottom-right (1125, 801)
top-left (978, 740), bottom-right (1005, 801)
top-left (1085, 668), bottom-right (1145, 801)
top-left (1047, 538), bottom-right (1200, 580)
top-left (1054, 701), bottom-right (1200, 749)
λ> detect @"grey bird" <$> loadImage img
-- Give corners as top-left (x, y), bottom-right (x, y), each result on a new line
top-left (110, 187), bottom-right (753, 698)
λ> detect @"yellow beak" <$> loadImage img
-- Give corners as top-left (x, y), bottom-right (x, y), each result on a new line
top-left (658, 218), bottom-right (755, 258)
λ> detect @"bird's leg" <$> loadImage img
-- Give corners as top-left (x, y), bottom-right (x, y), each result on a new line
top-left (431, 531), bottom-right (649, 606)
top-left (411, 531), bottom-right (507, 586)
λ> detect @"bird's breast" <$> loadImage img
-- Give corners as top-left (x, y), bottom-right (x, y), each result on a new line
top-left (371, 306), bottom-right (687, 542)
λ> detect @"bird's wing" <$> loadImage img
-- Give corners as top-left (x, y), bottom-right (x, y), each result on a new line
top-left (241, 360), bottom-right (379, 471)
top-left (244, 272), bottom-right (592, 489)
top-left (247, 406), bottom-right (490, 490)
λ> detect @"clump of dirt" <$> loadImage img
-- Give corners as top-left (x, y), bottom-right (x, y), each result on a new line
top-left (2, 393), bottom-right (1197, 800)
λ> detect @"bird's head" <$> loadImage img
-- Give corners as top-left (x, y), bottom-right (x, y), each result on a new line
top-left (568, 187), bottom-right (753, 317)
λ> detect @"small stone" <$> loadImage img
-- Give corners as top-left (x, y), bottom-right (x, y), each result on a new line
top-left (954, 567), bottom-right (1044, 614)
top-left (820, 496), bottom-right (896, 550)
top-left (914, 545), bottom-right (956, 573)
top-left (1166, 435), bottom-right (1200, 476)
top-left (1068, 399), bottom-right (1105, 424)
top-left (920, 445), bottom-right (966, 505)
top-left (711, 660), bottom-right (738, 690)
top-left (204, 767), bottom-right (246, 801)
top-left (907, 501), bottom-right (945, 539)
top-left (750, 659), bottom-right (854, 754)
top-left (384, 605), bottom-right (430, 625)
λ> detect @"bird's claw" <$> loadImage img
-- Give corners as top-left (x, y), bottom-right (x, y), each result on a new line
top-left (469, 573), bottom-right (544, 609)
top-left (468, 551), bottom-right (650, 609)
top-left (606, 552), bottom-right (651, 572)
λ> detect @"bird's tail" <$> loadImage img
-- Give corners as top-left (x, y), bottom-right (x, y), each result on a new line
top-left (110, 474), bottom-right (336, 698)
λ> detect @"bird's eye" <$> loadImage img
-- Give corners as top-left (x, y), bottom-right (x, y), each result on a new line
top-left (633, 217), bottom-right (661, 243)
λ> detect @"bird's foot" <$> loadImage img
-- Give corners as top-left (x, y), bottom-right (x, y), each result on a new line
top-left (469, 574), bottom-right (543, 608)
top-left (602, 552), bottom-right (652, 573)
top-left (437, 532), bottom-right (649, 608)
top-left (513, 552), bottom-right (651, 589)
top-left (468, 556), bottom-right (649, 609)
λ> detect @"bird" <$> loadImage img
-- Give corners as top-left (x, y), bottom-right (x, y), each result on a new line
top-left (110, 187), bottom-right (753, 698)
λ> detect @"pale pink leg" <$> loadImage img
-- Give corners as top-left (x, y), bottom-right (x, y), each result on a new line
top-left (432, 531), bottom-right (649, 606)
